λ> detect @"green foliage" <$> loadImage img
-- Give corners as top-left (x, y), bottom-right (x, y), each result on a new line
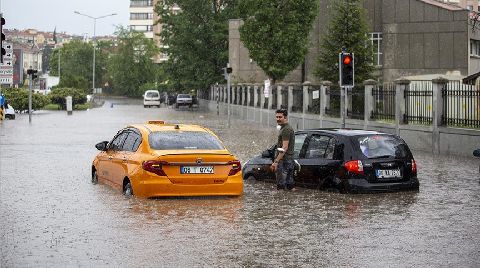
top-left (49, 88), bottom-right (87, 110)
top-left (2, 88), bottom-right (50, 111)
top-left (156, 0), bottom-right (238, 91)
top-left (49, 40), bottom-right (110, 92)
top-left (238, 0), bottom-right (318, 83)
top-left (315, 0), bottom-right (375, 84)
top-left (107, 27), bottom-right (160, 97)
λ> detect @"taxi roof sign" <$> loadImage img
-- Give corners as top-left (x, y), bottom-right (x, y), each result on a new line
top-left (147, 120), bottom-right (165, 124)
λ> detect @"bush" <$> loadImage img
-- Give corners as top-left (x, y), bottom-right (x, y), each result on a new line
top-left (2, 88), bottom-right (50, 111)
top-left (49, 88), bottom-right (87, 110)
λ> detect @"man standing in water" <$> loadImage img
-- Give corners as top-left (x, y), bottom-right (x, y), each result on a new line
top-left (270, 109), bottom-right (296, 190)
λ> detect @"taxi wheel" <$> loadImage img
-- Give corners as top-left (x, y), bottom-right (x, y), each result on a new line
top-left (92, 170), bottom-right (98, 184)
top-left (123, 181), bottom-right (133, 196)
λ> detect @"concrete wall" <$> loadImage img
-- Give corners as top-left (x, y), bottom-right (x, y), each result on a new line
top-left (199, 99), bottom-right (480, 157)
top-left (382, 0), bottom-right (470, 80)
top-left (229, 0), bottom-right (473, 85)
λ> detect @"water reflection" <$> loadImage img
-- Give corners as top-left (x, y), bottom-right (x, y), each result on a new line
top-left (1, 100), bottom-right (479, 267)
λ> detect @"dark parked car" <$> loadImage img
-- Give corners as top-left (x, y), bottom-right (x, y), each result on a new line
top-left (474, 149), bottom-right (480, 157)
top-left (242, 129), bottom-right (419, 193)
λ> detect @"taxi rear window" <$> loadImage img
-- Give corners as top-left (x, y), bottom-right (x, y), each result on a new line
top-left (149, 131), bottom-right (225, 150)
top-left (357, 135), bottom-right (410, 159)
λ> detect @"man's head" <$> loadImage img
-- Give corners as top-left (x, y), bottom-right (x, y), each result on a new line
top-left (275, 109), bottom-right (288, 125)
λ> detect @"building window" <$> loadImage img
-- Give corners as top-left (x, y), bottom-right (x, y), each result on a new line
top-left (467, 5), bottom-right (473, 11)
top-left (470, 39), bottom-right (480, 56)
top-left (130, 0), bottom-right (153, 7)
top-left (130, 13), bottom-right (153, 20)
top-left (130, 25), bottom-right (153, 32)
top-left (370, 32), bottom-right (383, 66)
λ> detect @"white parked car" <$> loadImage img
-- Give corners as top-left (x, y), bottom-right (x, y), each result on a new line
top-left (4, 104), bottom-right (15, 120)
top-left (175, 94), bottom-right (193, 108)
top-left (143, 90), bottom-right (161, 108)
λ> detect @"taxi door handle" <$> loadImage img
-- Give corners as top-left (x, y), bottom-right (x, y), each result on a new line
top-left (123, 157), bottom-right (127, 162)
top-left (108, 156), bottom-right (113, 160)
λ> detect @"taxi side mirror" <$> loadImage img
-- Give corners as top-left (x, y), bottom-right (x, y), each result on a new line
top-left (474, 149), bottom-right (480, 157)
top-left (95, 141), bottom-right (109, 151)
top-left (261, 150), bottom-right (271, 158)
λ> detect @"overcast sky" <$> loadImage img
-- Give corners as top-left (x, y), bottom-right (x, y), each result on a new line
top-left (1, 0), bottom-right (130, 36)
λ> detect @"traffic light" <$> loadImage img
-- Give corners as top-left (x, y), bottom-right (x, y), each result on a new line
top-left (1, 14), bottom-right (5, 64)
top-left (27, 69), bottom-right (38, 80)
top-left (339, 52), bottom-right (354, 87)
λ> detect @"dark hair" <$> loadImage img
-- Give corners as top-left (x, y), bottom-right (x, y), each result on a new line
top-left (275, 109), bottom-right (288, 117)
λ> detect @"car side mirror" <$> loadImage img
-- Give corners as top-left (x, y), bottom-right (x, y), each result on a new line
top-left (474, 149), bottom-right (480, 157)
top-left (95, 141), bottom-right (109, 151)
top-left (261, 150), bottom-right (271, 158)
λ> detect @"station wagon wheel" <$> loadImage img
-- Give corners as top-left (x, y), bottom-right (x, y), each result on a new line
top-left (92, 170), bottom-right (98, 184)
top-left (123, 181), bottom-right (133, 196)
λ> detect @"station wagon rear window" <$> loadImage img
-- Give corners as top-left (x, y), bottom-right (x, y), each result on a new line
top-left (146, 92), bottom-right (159, 98)
top-left (357, 135), bottom-right (409, 159)
top-left (149, 131), bottom-right (225, 150)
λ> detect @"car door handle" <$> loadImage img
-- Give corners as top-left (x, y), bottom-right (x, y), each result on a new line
top-left (123, 157), bottom-right (127, 162)
top-left (108, 156), bottom-right (113, 160)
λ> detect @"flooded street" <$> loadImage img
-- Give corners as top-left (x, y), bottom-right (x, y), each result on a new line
top-left (1, 98), bottom-right (479, 267)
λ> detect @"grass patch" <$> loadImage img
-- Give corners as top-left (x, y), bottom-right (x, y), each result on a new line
top-left (43, 104), bottom-right (61, 110)
top-left (74, 103), bottom-right (91, 110)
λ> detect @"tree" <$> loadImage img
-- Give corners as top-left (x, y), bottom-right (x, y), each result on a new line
top-left (107, 27), bottom-right (160, 97)
top-left (2, 88), bottom-right (50, 111)
top-left (49, 40), bottom-right (109, 93)
top-left (156, 0), bottom-right (238, 91)
top-left (315, 0), bottom-right (375, 84)
top-left (238, 0), bottom-right (318, 84)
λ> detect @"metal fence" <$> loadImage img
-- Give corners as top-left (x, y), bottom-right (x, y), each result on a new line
top-left (371, 82), bottom-right (395, 121)
top-left (271, 85), bottom-right (278, 110)
top-left (405, 81), bottom-right (433, 125)
top-left (347, 85), bottom-right (365, 119)
top-left (281, 88), bottom-right (288, 109)
top-left (442, 81), bottom-right (480, 128)
top-left (307, 86), bottom-right (321, 114)
top-left (292, 87), bottom-right (303, 113)
top-left (325, 85), bottom-right (341, 117)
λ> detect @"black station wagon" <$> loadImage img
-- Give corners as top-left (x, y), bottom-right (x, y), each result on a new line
top-left (242, 129), bottom-right (419, 193)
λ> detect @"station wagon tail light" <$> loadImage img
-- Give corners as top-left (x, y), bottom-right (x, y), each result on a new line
top-left (228, 160), bottom-right (242, 176)
top-left (411, 159), bottom-right (417, 175)
top-left (344, 160), bottom-right (364, 175)
top-left (142, 160), bottom-right (168, 176)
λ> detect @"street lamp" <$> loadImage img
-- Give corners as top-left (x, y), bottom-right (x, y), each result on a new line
top-left (74, 11), bottom-right (116, 93)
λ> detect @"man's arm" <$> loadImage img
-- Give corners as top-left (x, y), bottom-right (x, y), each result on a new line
top-left (273, 140), bottom-right (289, 164)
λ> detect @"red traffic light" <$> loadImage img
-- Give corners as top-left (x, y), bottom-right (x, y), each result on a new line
top-left (343, 55), bottom-right (352, 65)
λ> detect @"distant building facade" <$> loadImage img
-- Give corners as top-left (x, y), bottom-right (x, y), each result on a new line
top-left (229, 0), bottom-right (480, 84)
top-left (129, 0), bottom-right (180, 62)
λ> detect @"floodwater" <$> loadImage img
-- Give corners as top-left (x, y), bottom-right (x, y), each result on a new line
top-left (1, 98), bottom-right (479, 267)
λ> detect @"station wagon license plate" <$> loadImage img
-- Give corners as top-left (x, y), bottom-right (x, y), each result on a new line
top-left (376, 169), bottom-right (401, 179)
top-left (180, 166), bottom-right (214, 174)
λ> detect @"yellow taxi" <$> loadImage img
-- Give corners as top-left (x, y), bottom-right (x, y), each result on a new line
top-left (91, 120), bottom-right (243, 198)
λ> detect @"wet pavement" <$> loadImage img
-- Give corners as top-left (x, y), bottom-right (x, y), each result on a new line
top-left (1, 98), bottom-right (479, 267)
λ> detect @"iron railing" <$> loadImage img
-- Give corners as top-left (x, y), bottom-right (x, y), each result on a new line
top-left (325, 85), bottom-right (341, 117)
top-left (442, 81), bottom-right (480, 128)
top-left (371, 83), bottom-right (395, 121)
top-left (404, 81), bottom-right (432, 125)
top-left (347, 85), bottom-right (365, 119)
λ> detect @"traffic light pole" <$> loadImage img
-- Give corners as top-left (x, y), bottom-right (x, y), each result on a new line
top-left (227, 64), bottom-right (231, 129)
top-left (28, 73), bottom-right (32, 123)
top-left (341, 86), bottom-right (345, 128)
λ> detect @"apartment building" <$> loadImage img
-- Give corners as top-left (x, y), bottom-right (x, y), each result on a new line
top-left (129, 0), bottom-right (180, 62)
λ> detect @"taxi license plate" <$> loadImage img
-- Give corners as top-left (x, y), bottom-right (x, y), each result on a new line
top-left (376, 169), bottom-right (401, 179)
top-left (180, 166), bottom-right (214, 174)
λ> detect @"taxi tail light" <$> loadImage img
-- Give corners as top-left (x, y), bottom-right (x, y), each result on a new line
top-left (228, 160), bottom-right (241, 176)
top-left (411, 159), bottom-right (417, 175)
top-left (344, 160), bottom-right (364, 175)
top-left (142, 160), bottom-right (168, 176)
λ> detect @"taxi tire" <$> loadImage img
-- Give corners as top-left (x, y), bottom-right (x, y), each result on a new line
top-left (123, 181), bottom-right (133, 196)
top-left (92, 170), bottom-right (98, 184)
